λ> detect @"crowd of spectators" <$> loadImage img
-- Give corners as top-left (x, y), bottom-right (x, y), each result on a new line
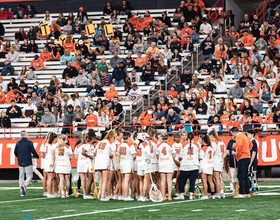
top-left (0, 0), bottom-right (279, 132)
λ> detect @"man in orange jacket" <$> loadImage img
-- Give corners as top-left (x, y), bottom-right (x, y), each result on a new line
top-left (139, 107), bottom-right (156, 126)
top-left (230, 127), bottom-right (252, 198)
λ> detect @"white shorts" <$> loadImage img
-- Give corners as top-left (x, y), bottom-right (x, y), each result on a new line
top-left (44, 160), bottom-right (54, 173)
top-left (158, 164), bottom-right (174, 173)
top-left (200, 167), bottom-right (214, 175)
top-left (94, 158), bottom-right (110, 170)
top-left (137, 169), bottom-right (145, 176)
top-left (133, 160), bottom-right (137, 172)
top-left (214, 159), bottom-right (224, 172)
top-left (55, 165), bottom-right (71, 174)
top-left (77, 160), bottom-right (89, 173)
top-left (145, 163), bottom-right (159, 174)
top-left (230, 167), bottom-right (237, 183)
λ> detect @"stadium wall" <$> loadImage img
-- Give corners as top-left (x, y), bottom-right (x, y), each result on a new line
top-left (1, 0), bottom-right (218, 14)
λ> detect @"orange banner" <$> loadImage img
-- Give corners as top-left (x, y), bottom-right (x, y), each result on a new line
top-left (0, 136), bottom-right (280, 168)
top-left (0, 138), bottom-right (78, 169)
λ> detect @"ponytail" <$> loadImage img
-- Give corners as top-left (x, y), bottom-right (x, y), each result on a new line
top-left (209, 128), bottom-right (221, 141)
top-left (187, 132), bottom-right (194, 156)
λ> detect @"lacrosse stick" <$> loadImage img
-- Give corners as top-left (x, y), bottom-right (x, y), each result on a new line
top-left (149, 172), bottom-right (163, 202)
top-left (91, 161), bottom-right (98, 199)
top-left (71, 173), bottom-right (79, 198)
top-left (233, 152), bottom-right (239, 196)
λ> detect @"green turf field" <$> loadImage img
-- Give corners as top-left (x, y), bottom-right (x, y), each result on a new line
top-left (0, 182), bottom-right (280, 220)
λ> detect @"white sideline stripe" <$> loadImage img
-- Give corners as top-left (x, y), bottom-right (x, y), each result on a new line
top-left (36, 188), bottom-right (280, 220)
top-left (191, 209), bottom-right (203, 212)
top-left (0, 197), bottom-right (49, 204)
top-left (63, 210), bottom-right (76, 212)
top-left (21, 209), bottom-right (36, 212)
top-left (148, 209), bottom-right (160, 212)
top-left (235, 209), bottom-right (247, 212)
top-left (0, 187), bottom-right (43, 190)
top-left (257, 192), bottom-right (280, 196)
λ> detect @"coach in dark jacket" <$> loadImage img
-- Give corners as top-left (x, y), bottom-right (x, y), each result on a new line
top-left (14, 130), bottom-right (39, 196)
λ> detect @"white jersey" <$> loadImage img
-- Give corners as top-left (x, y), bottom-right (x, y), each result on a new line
top-left (179, 142), bottom-right (200, 171)
top-left (118, 142), bottom-right (136, 174)
top-left (150, 139), bottom-right (158, 164)
top-left (54, 145), bottom-right (72, 166)
top-left (39, 140), bottom-right (48, 169)
top-left (136, 142), bottom-right (150, 171)
top-left (157, 143), bottom-right (175, 173)
top-left (199, 145), bottom-right (214, 173)
top-left (44, 143), bottom-right (57, 164)
top-left (94, 139), bottom-right (113, 170)
top-left (212, 141), bottom-right (226, 162)
top-left (74, 143), bottom-right (91, 173)
top-left (172, 142), bottom-right (182, 170)
top-left (54, 145), bottom-right (73, 174)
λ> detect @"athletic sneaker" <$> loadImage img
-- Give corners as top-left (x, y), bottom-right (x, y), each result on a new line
top-left (117, 196), bottom-right (124, 201)
top-left (100, 197), bottom-right (109, 202)
top-left (220, 192), bottom-right (225, 199)
top-left (174, 193), bottom-right (184, 200)
top-left (201, 196), bottom-right (208, 200)
top-left (66, 192), bottom-right (69, 198)
top-left (83, 195), bottom-right (93, 199)
top-left (61, 194), bottom-right (66, 199)
top-left (137, 196), bottom-right (143, 201)
top-left (175, 193), bottom-right (180, 197)
top-left (214, 194), bottom-right (221, 199)
top-left (107, 195), bottom-right (113, 200)
top-left (112, 195), bottom-right (118, 200)
top-left (230, 183), bottom-right (234, 191)
top-left (20, 186), bottom-right (26, 196)
top-left (140, 197), bottom-right (147, 202)
top-left (233, 194), bottom-right (246, 198)
top-left (124, 197), bottom-right (134, 201)
top-left (245, 194), bottom-right (252, 198)
top-left (47, 194), bottom-right (56, 198)
top-left (43, 192), bottom-right (48, 197)
top-left (189, 193), bottom-right (194, 200)
top-left (53, 193), bottom-right (60, 198)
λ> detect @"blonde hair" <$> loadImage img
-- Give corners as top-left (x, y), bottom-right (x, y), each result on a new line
top-left (58, 134), bottom-right (67, 155)
top-left (104, 129), bottom-right (116, 141)
top-left (208, 128), bottom-right (221, 141)
top-left (147, 127), bottom-right (156, 139)
top-left (81, 133), bottom-right (88, 145)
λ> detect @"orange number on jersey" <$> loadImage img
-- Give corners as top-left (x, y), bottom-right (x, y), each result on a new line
top-left (161, 147), bottom-right (167, 155)
top-left (119, 147), bottom-right (127, 155)
top-left (99, 142), bottom-right (106, 150)
top-left (175, 148), bottom-right (180, 154)
top-left (220, 144), bottom-right (225, 153)
top-left (187, 147), bottom-right (193, 155)
top-left (137, 148), bottom-right (142, 157)
top-left (209, 150), bottom-right (212, 159)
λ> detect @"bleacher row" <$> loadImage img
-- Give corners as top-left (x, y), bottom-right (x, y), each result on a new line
top-left (0, 7), bottom-right (224, 138)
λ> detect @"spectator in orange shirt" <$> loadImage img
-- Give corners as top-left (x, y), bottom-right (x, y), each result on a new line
top-left (167, 85), bottom-right (178, 100)
top-left (139, 107), bottom-right (156, 126)
top-left (215, 44), bottom-right (227, 60)
top-left (220, 109), bottom-right (230, 124)
top-left (136, 17), bottom-right (148, 32)
top-left (39, 47), bottom-right (51, 62)
top-left (146, 42), bottom-right (160, 55)
top-left (6, 86), bottom-right (25, 104)
top-left (0, 85), bottom-right (5, 104)
top-left (135, 52), bottom-right (145, 71)
top-left (105, 83), bottom-right (118, 100)
top-left (240, 31), bottom-right (254, 47)
top-left (30, 55), bottom-right (45, 71)
top-left (226, 114), bottom-right (241, 130)
top-left (244, 86), bottom-right (258, 100)
top-left (63, 38), bottom-right (75, 52)
top-left (50, 20), bottom-right (61, 39)
top-left (230, 127), bottom-right (252, 197)
top-left (85, 108), bottom-right (98, 127)
top-left (143, 10), bottom-right (153, 25)
top-left (129, 12), bottom-right (139, 27)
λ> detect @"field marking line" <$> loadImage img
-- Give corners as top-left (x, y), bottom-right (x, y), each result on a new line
top-left (63, 210), bottom-right (76, 212)
top-left (36, 188), bottom-right (280, 220)
top-left (0, 187), bottom-right (43, 190)
top-left (191, 209), bottom-right (203, 212)
top-left (235, 209), bottom-right (247, 212)
top-left (21, 209), bottom-right (36, 212)
top-left (0, 197), bottom-right (49, 204)
top-left (148, 209), bottom-right (160, 212)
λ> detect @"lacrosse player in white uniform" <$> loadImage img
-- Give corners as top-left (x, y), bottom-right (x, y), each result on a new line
top-left (43, 133), bottom-right (58, 198)
top-left (199, 134), bottom-right (215, 199)
top-left (93, 130), bottom-right (118, 201)
top-left (53, 135), bottom-right (73, 198)
top-left (157, 134), bottom-right (176, 201)
top-left (118, 131), bottom-right (137, 201)
top-left (40, 133), bottom-right (50, 196)
top-left (209, 129), bottom-right (226, 198)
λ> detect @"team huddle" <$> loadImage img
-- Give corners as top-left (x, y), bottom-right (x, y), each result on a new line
top-left (38, 127), bottom-right (258, 201)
